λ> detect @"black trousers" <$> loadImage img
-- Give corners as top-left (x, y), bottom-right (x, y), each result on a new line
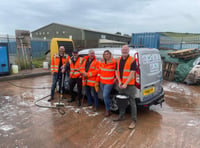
top-left (69, 78), bottom-right (82, 100)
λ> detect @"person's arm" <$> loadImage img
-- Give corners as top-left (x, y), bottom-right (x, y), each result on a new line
top-left (86, 61), bottom-right (99, 78)
top-left (115, 60), bottom-right (123, 88)
top-left (96, 62), bottom-right (101, 82)
top-left (80, 57), bottom-right (86, 77)
top-left (50, 56), bottom-right (55, 75)
top-left (121, 71), bottom-right (135, 88)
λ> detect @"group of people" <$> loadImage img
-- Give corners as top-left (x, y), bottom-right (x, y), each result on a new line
top-left (49, 45), bottom-right (137, 129)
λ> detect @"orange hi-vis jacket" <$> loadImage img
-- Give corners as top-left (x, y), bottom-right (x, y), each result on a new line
top-left (51, 54), bottom-right (70, 73)
top-left (69, 56), bottom-right (83, 78)
top-left (116, 56), bottom-right (136, 85)
top-left (80, 56), bottom-right (99, 87)
top-left (96, 58), bottom-right (116, 84)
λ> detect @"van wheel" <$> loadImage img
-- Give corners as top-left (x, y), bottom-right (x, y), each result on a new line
top-left (110, 96), bottom-right (119, 113)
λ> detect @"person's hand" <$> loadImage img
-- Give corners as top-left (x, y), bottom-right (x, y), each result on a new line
top-left (82, 72), bottom-right (87, 77)
top-left (51, 72), bottom-right (54, 75)
top-left (95, 82), bottom-right (99, 92)
top-left (61, 69), bottom-right (65, 73)
top-left (113, 78), bottom-right (117, 84)
top-left (121, 83), bottom-right (127, 89)
top-left (61, 65), bottom-right (64, 69)
top-left (118, 81), bottom-right (123, 89)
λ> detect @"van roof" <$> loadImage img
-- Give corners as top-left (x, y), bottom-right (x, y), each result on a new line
top-left (79, 47), bottom-right (158, 57)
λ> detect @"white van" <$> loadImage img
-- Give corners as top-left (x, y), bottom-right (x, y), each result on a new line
top-left (73, 47), bottom-right (164, 111)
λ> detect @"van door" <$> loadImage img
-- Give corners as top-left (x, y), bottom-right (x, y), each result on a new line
top-left (139, 48), bottom-right (163, 103)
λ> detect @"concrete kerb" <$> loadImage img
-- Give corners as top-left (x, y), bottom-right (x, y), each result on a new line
top-left (0, 71), bottom-right (51, 82)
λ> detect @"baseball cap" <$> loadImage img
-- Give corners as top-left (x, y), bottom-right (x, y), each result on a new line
top-left (72, 49), bottom-right (78, 53)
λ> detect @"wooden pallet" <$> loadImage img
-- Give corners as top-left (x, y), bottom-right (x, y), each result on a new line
top-left (178, 52), bottom-right (200, 60)
top-left (168, 48), bottom-right (200, 60)
top-left (168, 48), bottom-right (198, 55)
top-left (163, 62), bottom-right (178, 81)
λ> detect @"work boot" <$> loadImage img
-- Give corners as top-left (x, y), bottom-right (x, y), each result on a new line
top-left (113, 116), bottom-right (125, 122)
top-left (93, 107), bottom-right (97, 112)
top-left (77, 99), bottom-right (81, 107)
top-left (128, 121), bottom-right (136, 129)
top-left (105, 111), bottom-right (110, 117)
top-left (68, 98), bottom-right (75, 103)
top-left (47, 97), bottom-right (54, 102)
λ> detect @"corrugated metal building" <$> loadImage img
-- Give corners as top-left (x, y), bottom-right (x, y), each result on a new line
top-left (31, 23), bottom-right (131, 49)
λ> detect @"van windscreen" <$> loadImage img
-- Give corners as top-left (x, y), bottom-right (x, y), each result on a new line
top-left (57, 41), bottom-right (74, 56)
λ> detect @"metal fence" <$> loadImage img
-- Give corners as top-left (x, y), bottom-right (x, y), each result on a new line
top-left (131, 32), bottom-right (200, 50)
top-left (160, 35), bottom-right (200, 50)
top-left (0, 34), bottom-right (50, 58)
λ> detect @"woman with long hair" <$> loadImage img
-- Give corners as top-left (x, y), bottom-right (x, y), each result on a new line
top-left (96, 50), bottom-right (116, 116)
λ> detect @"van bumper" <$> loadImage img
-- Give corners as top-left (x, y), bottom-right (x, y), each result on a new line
top-left (137, 89), bottom-right (165, 106)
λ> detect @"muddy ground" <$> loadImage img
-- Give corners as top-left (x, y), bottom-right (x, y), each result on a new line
top-left (0, 75), bottom-right (200, 148)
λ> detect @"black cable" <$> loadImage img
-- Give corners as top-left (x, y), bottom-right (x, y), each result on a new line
top-left (8, 81), bottom-right (51, 89)
top-left (34, 95), bottom-right (66, 115)
top-left (8, 81), bottom-right (66, 115)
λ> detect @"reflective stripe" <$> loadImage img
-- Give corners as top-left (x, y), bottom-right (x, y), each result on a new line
top-left (71, 68), bottom-right (80, 70)
top-left (100, 76), bottom-right (115, 80)
top-left (87, 80), bottom-right (96, 83)
top-left (123, 69), bottom-right (131, 72)
top-left (130, 57), bottom-right (134, 64)
top-left (90, 66), bottom-right (95, 69)
top-left (70, 72), bottom-right (81, 74)
top-left (100, 68), bottom-right (115, 72)
top-left (123, 76), bottom-right (135, 79)
top-left (116, 69), bottom-right (130, 72)
top-left (89, 72), bottom-right (92, 77)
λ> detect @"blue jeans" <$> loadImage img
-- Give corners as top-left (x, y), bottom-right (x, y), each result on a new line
top-left (100, 83), bottom-right (113, 111)
top-left (85, 86), bottom-right (98, 108)
top-left (50, 72), bottom-right (64, 97)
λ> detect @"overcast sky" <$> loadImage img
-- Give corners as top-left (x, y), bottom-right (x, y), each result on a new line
top-left (1, 0), bottom-right (200, 35)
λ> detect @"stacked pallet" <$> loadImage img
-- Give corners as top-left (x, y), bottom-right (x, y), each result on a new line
top-left (168, 48), bottom-right (200, 60)
top-left (163, 62), bottom-right (178, 81)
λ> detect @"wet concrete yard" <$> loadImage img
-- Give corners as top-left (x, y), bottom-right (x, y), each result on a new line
top-left (0, 75), bottom-right (200, 148)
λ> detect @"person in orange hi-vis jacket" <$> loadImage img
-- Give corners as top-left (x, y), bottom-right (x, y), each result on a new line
top-left (95, 50), bottom-right (116, 117)
top-left (48, 46), bottom-right (70, 102)
top-left (62, 49), bottom-right (84, 106)
top-left (113, 45), bottom-right (137, 130)
top-left (80, 49), bottom-right (99, 111)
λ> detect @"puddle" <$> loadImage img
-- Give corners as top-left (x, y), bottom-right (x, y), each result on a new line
top-left (0, 125), bottom-right (15, 131)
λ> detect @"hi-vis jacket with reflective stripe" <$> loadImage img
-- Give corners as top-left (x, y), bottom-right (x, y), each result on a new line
top-left (80, 56), bottom-right (99, 87)
top-left (51, 54), bottom-right (70, 73)
top-left (116, 56), bottom-right (136, 85)
top-left (96, 58), bottom-right (116, 84)
top-left (69, 56), bottom-right (83, 78)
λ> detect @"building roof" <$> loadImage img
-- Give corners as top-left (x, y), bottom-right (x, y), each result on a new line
top-left (31, 23), bottom-right (131, 39)
top-left (99, 39), bottom-right (126, 44)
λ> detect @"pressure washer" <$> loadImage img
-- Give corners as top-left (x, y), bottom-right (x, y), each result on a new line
top-left (54, 73), bottom-right (65, 107)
